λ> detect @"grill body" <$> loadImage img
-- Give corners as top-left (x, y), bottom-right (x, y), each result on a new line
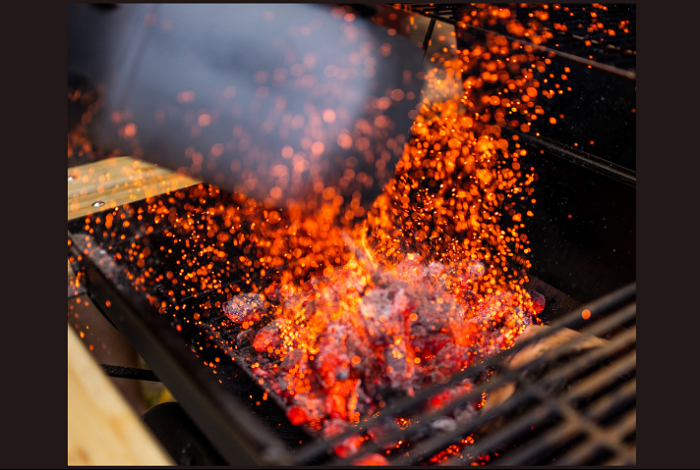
top-left (67, 3), bottom-right (635, 466)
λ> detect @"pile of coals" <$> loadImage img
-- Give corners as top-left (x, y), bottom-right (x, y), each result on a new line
top-left (220, 253), bottom-right (543, 460)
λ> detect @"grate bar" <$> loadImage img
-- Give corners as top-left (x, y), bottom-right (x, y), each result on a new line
top-left (405, 7), bottom-right (635, 80)
top-left (506, 130), bottom-right (636, 187)
top-left (444, 348), bottom-right (636, 466)
top-left (422, 18), bottom-right (436, 58)
top-left (538, 325), bottom-right (636, 389)
top-left (501, 369), bottom-right (635, 466)
top-left (380, 388), bottom-right (538, 466)
top-left (586, 378), bottom-right (636, 422)
top-left (293, 285), bottom-right (634, 464)
top-left (313, 365), bottom-right (515, 465)
top-left (551, 438), bottom-right (606, 466)
top-left (496, 419), bottom-right (581, 466)
top-left (564, 350), bottom-right (636, 404)
top-left (553, 411), bottom-right (635, 469)
top-left (602, 445), bottom-right (636, 466)
top-left (609, 409), bottom-right (637, 440)
top-left (528, 363), bottom-right (636, 465)
top-left (442, 385), bottom-right (559, 466)
top-left (336, 304), bottom-right (636, 465)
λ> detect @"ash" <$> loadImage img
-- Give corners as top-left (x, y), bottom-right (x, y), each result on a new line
top-left (221, 253), bottom-right (537, 458)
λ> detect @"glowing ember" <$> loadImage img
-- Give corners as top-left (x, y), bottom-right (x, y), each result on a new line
top-left (70, 2), bottom-right (632, 463)
top-left (223, 250), bottom-right (536, 440)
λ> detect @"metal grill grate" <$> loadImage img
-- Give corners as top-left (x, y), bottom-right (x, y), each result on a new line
top-left (402, 3), bottom-right (636, 79)
top-left (291, 283), bottom-right (636, 465)
top-left (68, 180), bottom-right (636, 465)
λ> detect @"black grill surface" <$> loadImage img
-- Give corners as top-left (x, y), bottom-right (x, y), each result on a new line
top-left (68, 184), bottom-right (635, 465)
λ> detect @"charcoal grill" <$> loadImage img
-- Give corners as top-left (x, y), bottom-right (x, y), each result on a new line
top-left (67, 3), bottom-right (635, 466)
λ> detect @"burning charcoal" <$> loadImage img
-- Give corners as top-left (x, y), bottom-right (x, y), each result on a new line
top-left (454, 403), bottom-right (478, 423)
top-left (427, 261), bottom-right (448, 288)
top-left (313, 327), bottom-right (351, 389)
top-left (289, 392), bottom-right (326, 423)
top-left (465, 260), bottom-right (486, 279)
top-left (426, 388), bottom-right (457, 413)
top-left (366, 419), bottom-right (401, 450)
top-left (358, 284), bottom-right (409, 344)
top-left (252, 319), bottom-right (287, 353)
top-left (510, 306), bottom-right (533, 328)
top-left (322, 419), bottom-right (364, 458)
top-left (224, 250), bottom-right (536, 438)
top-left (253, 367), bottom-right (271, 379)
top-left (324, 380), bottom-right (357, 421)
top-left (325, 392), bottom-right (348, 420)
top-left (286, 406), bottom-right (308, 426)
top-left (383, 342), bottom-right (415, 390)
top-left (263, 282), bottom-right (285, 305)
top-left (529, 290), bottom-right (546, 314)
top-left (425, 376), bottom-right (473, 414)
top-left (455, 287), bottom-right (480, 308)
top-left (430, 416), bottom-right (457, 433)
top-left (392, 287), bottom-right (412, 320)
top-left (434, 343), bottom-right (473, 373)
top-left (360, 361), bottom-right (386, 399)
top-left (275, 376), bottom-right (289, 398)
top-left (279, 348), bottom-right (304, 373)
top-left (410, 323), bottom-right (452, 357)
top-left (412, 296), bottom-right (455, 335)
top-left (235, 328), bottom-right (257, 349)
top-left (354, 380), bottom-right (377, 416)
top-left (396, 253), bottom-right (427, 284)
top-left (450, 260), bottom-right (485, 298)
top-left (223, 292), bottom-right (266, 323)
top-left (345, 334), bottom-right (375, 375)
top-left (351, 453), bottom-right (389, 466)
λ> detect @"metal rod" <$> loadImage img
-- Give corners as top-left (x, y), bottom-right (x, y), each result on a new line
top-left (602, 445), bottom-right (636, 465)
top-left (550, 436), bottom-right (604, 466)
top-left (586, 378), bottom-right (636, 422)
top-left (422, 18), bottom-right (436, 58)
top-left (327, 302), bottom-right (636, 465)
top-left (505, 129), bottom-right (636, 187)
top-left (538, 326), bottom-right (636, 388)
top-left (609, 410), bottom-right (636, 440)
top-left (444, 350), bottom-right (635, 466)
top-left (100, 364), bottom-right (160, 382)
top-left (442, 385), bottom-right (560, 466)
top-left (496, 420), bottom-right (581, 466)
top-left (564, 350), bottom-right (636, 404)
top-left (409, 8), bottom-right (636, 80)
top-left (362, 388), bottom-right (538, 466)
top-left (499, 337), bottom-right (636, 465)
top-left (293, 284), bottom-right (635, 464)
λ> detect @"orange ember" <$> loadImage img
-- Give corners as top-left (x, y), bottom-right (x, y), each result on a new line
top-left (70, 2), bottom-right (632, 463)
top-left (205, 3), bottom-right (573, 450)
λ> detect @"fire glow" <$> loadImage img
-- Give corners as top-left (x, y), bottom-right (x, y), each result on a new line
top-left (210, 3), bottom-right (560, 460)
top-left (69, 3), bottom-right (631, 464)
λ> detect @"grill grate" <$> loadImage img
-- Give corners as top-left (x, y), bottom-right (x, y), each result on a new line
top-left (292, 283), bottom-right (636, 465)
top-left (402, 3), bottom-right (636, 79)
top-left (68, 183), bottom-right (636, 465)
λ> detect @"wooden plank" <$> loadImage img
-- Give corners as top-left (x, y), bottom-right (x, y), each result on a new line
top-left (68, 324), bottom-right (174, 465)
top-left (68, 156), bottom-right (192, 465)
top-left (68, 156), bottom-right (200, 220)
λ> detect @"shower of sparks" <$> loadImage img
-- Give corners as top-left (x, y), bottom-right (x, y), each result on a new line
top-left (69, 3), bottom-right (632, 464)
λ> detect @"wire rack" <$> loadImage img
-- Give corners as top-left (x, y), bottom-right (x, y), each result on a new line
top-left (69, 179), bottom-right (636, 465)
top-left (402, 3), bottom-right (635, 79)
top-left (291, 283), bottom-right (636, 465)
